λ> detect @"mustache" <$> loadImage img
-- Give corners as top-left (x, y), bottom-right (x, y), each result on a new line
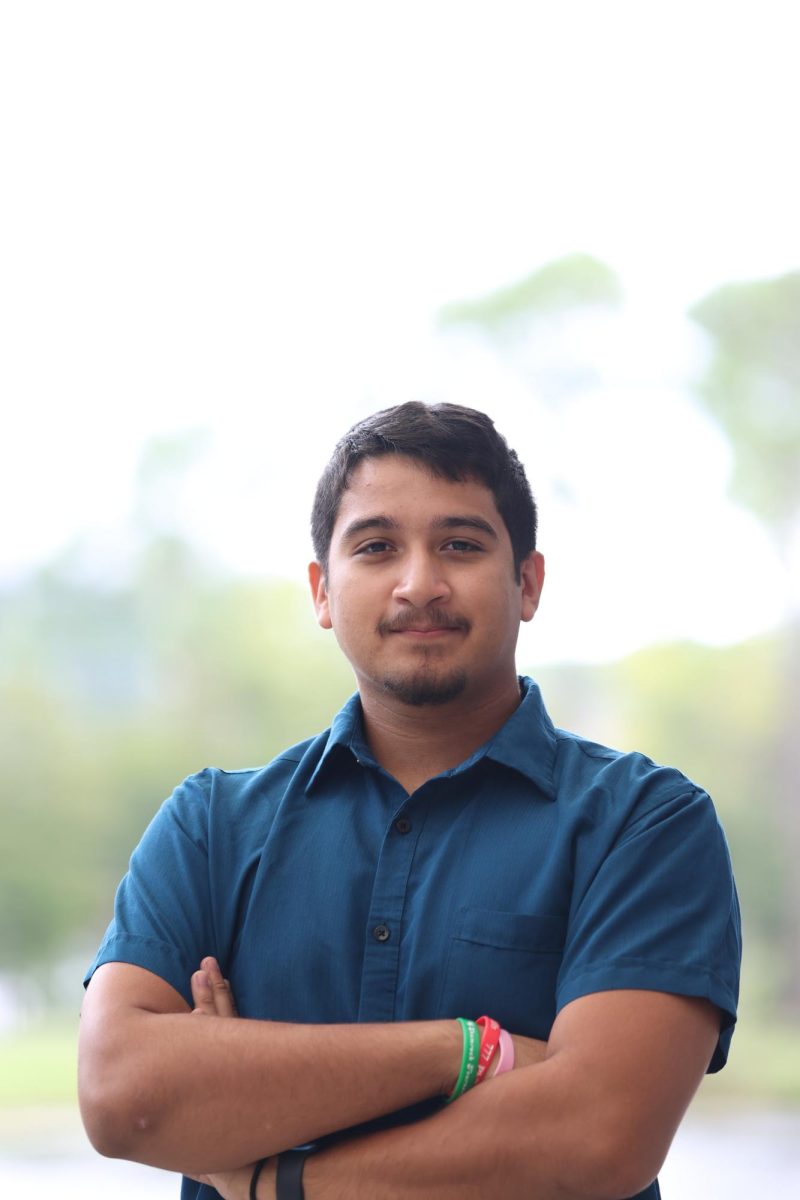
top-left (378, 608), bottom-right (471, 635)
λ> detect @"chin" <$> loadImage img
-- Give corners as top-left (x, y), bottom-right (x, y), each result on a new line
top-left (380, 668), bottom-right (468, 707)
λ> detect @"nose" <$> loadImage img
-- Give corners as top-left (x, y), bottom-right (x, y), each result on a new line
top-left (392, 549), bottom-right (452, 608)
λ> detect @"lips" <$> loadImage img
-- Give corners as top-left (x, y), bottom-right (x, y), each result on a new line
top-left (394, 627), bottom-right (458, 635)
top-left (379, 609), bottom-right (470, 636)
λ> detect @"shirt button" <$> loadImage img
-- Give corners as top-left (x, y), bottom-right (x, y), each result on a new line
top-left (394, 817), bottom-right (412, 835)
top-left (372, 924), bottom-right (391, 942)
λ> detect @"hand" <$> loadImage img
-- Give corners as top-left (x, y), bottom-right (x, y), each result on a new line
top-left (191, 956), bottom-right (238, 1018)
top-left (186, 962), bottom-right (271, 1195)
top-left (186, 1158), bottom-right (277, 1200)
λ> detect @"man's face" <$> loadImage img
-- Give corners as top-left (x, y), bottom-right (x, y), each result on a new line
top-left (309, 455), bottom-right (544, 709)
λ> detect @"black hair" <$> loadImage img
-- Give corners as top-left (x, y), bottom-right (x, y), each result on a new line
top-left (311, 402), bottom-right (537, 580)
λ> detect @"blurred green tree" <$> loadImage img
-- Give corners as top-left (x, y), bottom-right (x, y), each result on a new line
top-left (0, 551), bottom-right (353, 977)
top-left (690, 270), bottom-right (800, 1012)
top-left (439, 252), bottom-right (622, 403)
top-left (0, 432), bottom-right (354, 984)
top-left (690, 272), bottom-right (800, 541)
top-left (440, 252), bottom-right (622, 331)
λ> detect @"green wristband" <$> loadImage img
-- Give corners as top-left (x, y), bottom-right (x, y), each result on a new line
top-left (446, 1018), bottom-right (480, 1103)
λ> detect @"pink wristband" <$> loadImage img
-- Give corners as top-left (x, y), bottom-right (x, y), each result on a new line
top-left (493, 1029), bottom-right (515, 1076)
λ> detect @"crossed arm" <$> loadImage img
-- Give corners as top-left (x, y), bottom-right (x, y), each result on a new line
top-left (78, 958), bottom-right (720, 1199)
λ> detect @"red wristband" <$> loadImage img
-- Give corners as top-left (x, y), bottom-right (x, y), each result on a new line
top-left (475, 1015), bottom-right (502, 1083)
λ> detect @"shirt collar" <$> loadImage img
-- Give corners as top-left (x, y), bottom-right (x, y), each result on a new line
top-left (306, 676), bottom-right (558, 800)
top-left (306, 692), bottom-right (371, 794)
top-left (482, 676), bottom-right (558, 800)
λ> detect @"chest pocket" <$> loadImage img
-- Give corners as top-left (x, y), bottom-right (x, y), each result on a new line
top-left (436, 908), bottom-right (567, 1039)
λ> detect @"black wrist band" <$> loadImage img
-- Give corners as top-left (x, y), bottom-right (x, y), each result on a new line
top-left (276, 1149), bottom-right (308, 1200)
top-left (250, 1157), bottom-right (268, 1200)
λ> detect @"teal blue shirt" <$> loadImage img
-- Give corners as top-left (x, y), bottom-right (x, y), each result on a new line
top-left (86, 677), bottom-right (741, 1200)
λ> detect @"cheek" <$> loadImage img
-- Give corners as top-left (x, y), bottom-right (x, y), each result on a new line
top-left (489, 591), bottom-right (522, 643)
top-left (330, 591), bottom-right (372, 641)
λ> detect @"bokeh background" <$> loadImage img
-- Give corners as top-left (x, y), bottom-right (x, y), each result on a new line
top-left (2, 2), bottom-right (799, 1194)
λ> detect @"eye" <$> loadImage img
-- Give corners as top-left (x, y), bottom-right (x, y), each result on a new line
top-left (443, 539), bottom-right (482, 553)
top-left (355, 540), bottom-right (393, 555)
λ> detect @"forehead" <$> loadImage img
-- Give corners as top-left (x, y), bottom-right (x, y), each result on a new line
top-left (333, 455), bottom-right (505, 535)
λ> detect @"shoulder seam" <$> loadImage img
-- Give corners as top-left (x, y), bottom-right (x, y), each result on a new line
top-left (553, 728), bottom-right (625, 763)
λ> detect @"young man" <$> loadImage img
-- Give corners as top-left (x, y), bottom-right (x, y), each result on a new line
top-left (79, 402), bottom-right (741, 1200)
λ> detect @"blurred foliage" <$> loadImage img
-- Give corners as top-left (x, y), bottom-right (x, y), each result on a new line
top-left (438, 253), bottom-right (623, 404)
top-left (689, 267), bottom-right (800, 1012)
top-left (690, 270), bottom-right (800, 537)
top-left (440, 253), bottom-right (622, 331)
top-left (0, 538), bottom-right (353, 976)
top-left (0, 1021), bottom-right (78, 1106)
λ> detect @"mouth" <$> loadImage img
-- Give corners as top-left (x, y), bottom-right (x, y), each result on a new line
top-left (392, 627), bottom-right (460, 637)
top-left (379, 611), bottom-right (470, 638)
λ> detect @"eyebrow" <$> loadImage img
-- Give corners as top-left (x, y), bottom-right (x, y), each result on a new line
top-left (339, 514), bottom-right (499, 542)
top-left (340, 516), bottom-right (400, 542)
top-left (432, 515), bottom-right (499, 540)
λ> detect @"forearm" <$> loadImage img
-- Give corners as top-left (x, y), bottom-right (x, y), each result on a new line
top-left (296, 990), bottom-right (720, 1200)
top-left (302, 1062), bottom-right (631, 1200)
top-left (80, 1009), bottom-right (460, 1175)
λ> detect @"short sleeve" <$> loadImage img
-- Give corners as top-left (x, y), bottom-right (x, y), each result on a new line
top-left (83, 771), bottom-right (215, 1005)
top-left (556, 787), bottom-right (742, 1072)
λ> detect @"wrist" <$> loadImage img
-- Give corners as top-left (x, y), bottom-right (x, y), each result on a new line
top-left (442, 1015), bottom-right (507, 1098)
top-left (251, 1156), bottom-right (277, 1200)
top-left (440, 1018), bottom-right (467, 1095)
top-left (276, 1145), bottom-right (317, 1200)
top-left (445, 1018), bottom-right (481, 1102)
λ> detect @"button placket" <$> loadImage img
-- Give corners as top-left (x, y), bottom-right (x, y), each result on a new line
top-left (358, 797), bottom-right (429, 1022)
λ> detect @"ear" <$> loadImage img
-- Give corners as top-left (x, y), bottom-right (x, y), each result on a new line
top-left (308, 561), bottom-right (333, 630)
top-left (519, 551), bottom-right (545, 623)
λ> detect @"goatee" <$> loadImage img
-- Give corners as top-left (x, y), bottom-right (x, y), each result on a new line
top-left (381, 668), bottom-right (468, 707)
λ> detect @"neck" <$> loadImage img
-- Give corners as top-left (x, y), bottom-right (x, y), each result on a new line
top-left (359, 675), bottom-right (523, 794)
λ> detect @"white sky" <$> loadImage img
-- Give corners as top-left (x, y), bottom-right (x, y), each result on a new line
top-left (1, 1), bottom-right (797, 664)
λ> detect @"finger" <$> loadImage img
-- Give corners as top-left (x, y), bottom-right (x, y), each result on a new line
top-left (191, 969), bottom-right (217, 1016)
top-left (201, 956), bottom-right (237, 1018)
